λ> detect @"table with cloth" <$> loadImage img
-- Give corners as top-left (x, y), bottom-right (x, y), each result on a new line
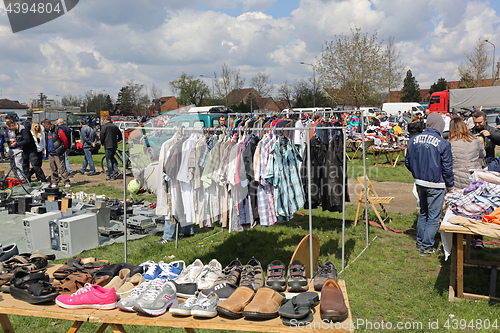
top-left (440, 170), bottom-right (500, 301)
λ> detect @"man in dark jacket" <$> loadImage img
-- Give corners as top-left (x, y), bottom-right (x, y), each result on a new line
top-left (405, 112), bottom-right (454, 256)
top-left (470, 110), bottom-right (500, 159)
top-left (5, 120), bottom-right (44, 182)
top-left (79, 119), bottom-right (98, 175)
top-left (100, 115), bottom-right (122, 180)
top-left (43, 119), bottom-right (70, 188)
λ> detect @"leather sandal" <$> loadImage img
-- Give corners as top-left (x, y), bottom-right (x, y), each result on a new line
top-left (53, 272), bottom-right (93, 294)
top-left (53, 258), bottom-right (85, 280)
top-left (9, 271), bottom-right (58, 304)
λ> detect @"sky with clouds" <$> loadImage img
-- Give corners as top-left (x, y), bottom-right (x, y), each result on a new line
top-left (0, 0), bottom-right (499, 104)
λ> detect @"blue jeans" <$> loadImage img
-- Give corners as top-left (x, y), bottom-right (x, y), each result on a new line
top-left (416, 185), bottom-right (445, 250)
top-left (162, 221), bottom-right (194, 241)
top-left (105, 148), bottom-right (118, 178)
top-left (81, 147), bottom-right (96, 173)
top-left (64, 152), bottom-right (72, 173)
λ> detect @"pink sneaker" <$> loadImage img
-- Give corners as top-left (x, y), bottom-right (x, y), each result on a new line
top-left (56, 283), bottom-right (117, 310)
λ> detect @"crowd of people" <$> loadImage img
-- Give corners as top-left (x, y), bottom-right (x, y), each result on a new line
top-left (2, 115), bottom-right (123, 188)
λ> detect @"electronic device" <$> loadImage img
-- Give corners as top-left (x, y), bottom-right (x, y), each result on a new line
top-left (57, 213), bottom-right (98, 255)
top-left (23, 210), bottom-right (63, 251)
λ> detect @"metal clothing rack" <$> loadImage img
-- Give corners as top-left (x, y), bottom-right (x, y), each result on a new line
top-left (121, 117), bottom-right (371, 276)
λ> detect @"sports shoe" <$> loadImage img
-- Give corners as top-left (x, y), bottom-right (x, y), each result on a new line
top-left (55, 283), bottom-right (117, 310)
top-left (313, 260), bottom-right (337, 291)
top-left (287, 260), bottom-right (308, 292)
top-left (196, 259), bottom-right (222, 290)
top-left (419, 248), bottom-right (443, 257)
top-left (265, 260), bottom-right (287, 292)
top-left (142, 261), bottom-right (162, 280)
top-left (157, 260), bottom-right (185, 280)
top-left (214, 258), bottom-right (243, 286)
top-left (201, 258), bottom-right (243, 300)
top-left (117, 280), bottom-right (151, 311)
top-left (169, 291), bottom-right (202, 316)
top-left (135, 279), bottom-right (178, 316)
top-left (156, 238), bottom-right (169, 244)
top-left (191, 292), bottom-right (220, 318)
top-left (240, 257), bottom-right (264, 291)
top-left (175, 259), bottom-right (203, 284)
top-left (173, 281), bottom-right (198, 298)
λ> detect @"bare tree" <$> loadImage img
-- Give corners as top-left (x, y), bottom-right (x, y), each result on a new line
top-left (251, 72), bottom-right (273, 109)
top-left (458, 37), bottom-right (492, 87)
top-left (214, 63), bottom-right (246, 105)
top-left (149, 83), bottom-right (163, 115)
top-left (277, 81), bottom-right (294, 108)
top-left (61, 94), bottom-right (81, 107)
top-left (317, 27), bottom-right (385, 108)
top-left (383, 36), bottom-right (405, 102)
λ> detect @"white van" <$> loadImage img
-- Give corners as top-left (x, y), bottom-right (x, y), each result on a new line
top-left (382, 103), bottom-right (425, 116)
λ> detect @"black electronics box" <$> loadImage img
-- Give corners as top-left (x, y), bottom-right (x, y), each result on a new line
top-left (8, 199), bottom-right (18, 214)
top-left (18, 196), bottom-right (33, 214)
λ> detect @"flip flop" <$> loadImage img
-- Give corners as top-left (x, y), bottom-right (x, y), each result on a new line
top-left (281, 309), bottom-right (315, 326)
top-left (278, 291), bottom-right (319, 319)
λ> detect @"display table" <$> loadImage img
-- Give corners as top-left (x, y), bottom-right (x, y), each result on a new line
top-left (439, 224), bottom-right (500, 302)
top-left (0, 265), bottom-right (354, 333)
top-left (369, 147), bottom-right (405, 167)
top-left (346, 140), bottom-right (373, 161)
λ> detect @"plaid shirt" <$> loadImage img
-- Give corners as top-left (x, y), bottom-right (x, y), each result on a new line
top-left (446, 181), bottom-right (500, 218)
top-left (198, 135), bottom-right (217, 167)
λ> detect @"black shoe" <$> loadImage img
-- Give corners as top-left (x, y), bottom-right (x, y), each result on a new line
top-left (156, 238), bottom-right (168, 244)
top-left (106, 177), bottom-right (114, 181)
top-left (113, 172), bottom-right (123, 180)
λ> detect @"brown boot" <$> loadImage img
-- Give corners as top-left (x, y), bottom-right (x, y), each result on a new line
top-left (216, 285), bottom-right (255, 318)
top-left (243, 287), bottom-right (285, 319)
top-left (320, 279), bottom-right (348, 322)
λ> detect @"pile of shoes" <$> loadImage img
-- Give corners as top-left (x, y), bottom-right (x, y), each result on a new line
top-left (0, 246), bottom-right (58, 304)
top-left (51, 258), bottom-right (146, 295)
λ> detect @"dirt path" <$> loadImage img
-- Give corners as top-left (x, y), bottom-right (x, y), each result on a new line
top-left (0, 162), bottom-right (418, 215)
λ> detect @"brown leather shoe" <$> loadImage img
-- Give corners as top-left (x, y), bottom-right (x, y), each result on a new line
top-left (217, 285), bottom-right (255, 318)
top-left (320, 279), bottom-right (348, 322)
top-left (243, 287), bottom-right (285, 319)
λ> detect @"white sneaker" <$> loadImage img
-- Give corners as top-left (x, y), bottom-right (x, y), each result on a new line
top-left (169, 291), bottom-right (201, 316)
top-left (191, 292), bottom-right (219, 318)
top-left (135, 279), bottom-right (178, 316)
top-left (175, 259), bottom-right (204, 284)
top-left (117, 280), bottom-right (152, 312)
top-left (196, 259), bottom-right (222, 290)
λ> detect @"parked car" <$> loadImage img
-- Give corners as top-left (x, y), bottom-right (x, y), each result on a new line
top-left (143, 113), bottom-right (226, 160)
top-left (381, 115), bottom-right (411, 128)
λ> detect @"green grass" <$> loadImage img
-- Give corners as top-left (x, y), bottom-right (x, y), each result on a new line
top-left (6, 202), bottom-right (500, 332)
top-left (347, 149), bottom-right (414, 183)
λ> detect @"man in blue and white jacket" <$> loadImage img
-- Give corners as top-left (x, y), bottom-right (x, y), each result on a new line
top-left (405, 112), bottom-right (454, 256)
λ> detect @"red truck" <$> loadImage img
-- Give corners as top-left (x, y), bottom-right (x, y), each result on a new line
top-left (429, 86), bottom-right (500, 113)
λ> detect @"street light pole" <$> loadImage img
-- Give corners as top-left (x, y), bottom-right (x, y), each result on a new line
top-left (200, 74), bottom-right (215, 105)
top-left (485, 39), bottom-right (496, 85)
top-left (300, 61), bottom-right (316, 108)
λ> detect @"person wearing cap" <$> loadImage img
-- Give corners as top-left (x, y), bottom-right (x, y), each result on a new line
top-left (405, 112), bottom-right (454, 256)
